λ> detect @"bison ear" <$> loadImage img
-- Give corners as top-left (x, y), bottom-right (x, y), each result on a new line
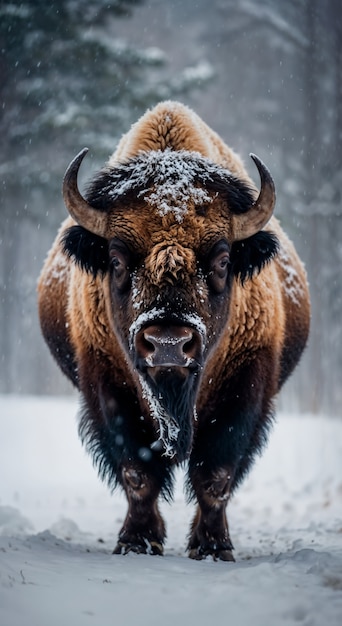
top-left (230, 231), bottom-right (279, 284)
top-left (61, 225), bottom-right (109, 277)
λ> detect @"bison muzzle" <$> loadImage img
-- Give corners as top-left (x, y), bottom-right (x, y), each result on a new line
top-left (38, 101), bottom-right (310, 560)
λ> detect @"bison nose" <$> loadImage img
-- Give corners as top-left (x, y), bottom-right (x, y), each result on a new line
top-left (135, 325), bottom-right (203, 371)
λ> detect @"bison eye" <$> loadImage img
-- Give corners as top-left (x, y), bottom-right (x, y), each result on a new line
top-left (207, 242), bottom-right (230, 294)
top-left (109, 242), bottom-right (131, 292)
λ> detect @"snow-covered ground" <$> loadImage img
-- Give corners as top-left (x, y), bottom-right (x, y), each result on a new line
top-left (0, 395), bottom-right (342, 626)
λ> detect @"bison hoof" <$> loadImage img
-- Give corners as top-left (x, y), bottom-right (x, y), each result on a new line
top-left (113, 540), bottom-right (163, 556)
top-left (188, 547), bottom-right (235, 562)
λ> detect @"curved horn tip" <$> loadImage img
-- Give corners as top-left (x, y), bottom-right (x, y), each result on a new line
top-left (232, 152), bottom-right (276, 241)
top-left (63, 147), bottom-right (90, 187)
top-left (249, 152), bottom-right (269, 172)
top-left (249, 153), bottom-right (274, 186)
top-left (62, 147), bottom-right (109, 238)
top-left (78, 146), bottom-right (89, 158)
top-left (69, 146), bottom-right (89, 169)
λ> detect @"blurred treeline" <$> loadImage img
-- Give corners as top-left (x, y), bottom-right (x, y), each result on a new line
top-left (0, 0), bottom-right (341, 415)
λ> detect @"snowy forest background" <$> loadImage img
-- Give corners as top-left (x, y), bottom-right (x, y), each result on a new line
top-left (0, 0), bottom-right (341, 416)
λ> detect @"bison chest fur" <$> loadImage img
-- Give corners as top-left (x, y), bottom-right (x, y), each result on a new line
top-left (38, 101), bottom-right (310, 560)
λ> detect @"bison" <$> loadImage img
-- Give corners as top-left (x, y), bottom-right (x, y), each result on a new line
top-left (38, 101), bottom-right (310, 561)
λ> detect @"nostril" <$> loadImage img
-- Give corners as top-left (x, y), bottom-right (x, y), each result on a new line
top-left (143, 336), bottom-right (155, 355)
top-left (183, 333), bottom-right (195, 355)
top-left (135, 331), bottom-right (156, 360)
top-left (182, 330), bottom-right (202, 362)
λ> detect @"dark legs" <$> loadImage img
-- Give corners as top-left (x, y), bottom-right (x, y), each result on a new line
top-left (108, 367), bottom-right (273, 559)
top-left (187, 466), bottom-right (235, 561)
top-left (113, 462), bottom-right (168, 555)
top-left (113, 462), bottom-right (235, 560)
top-left (185, 357), bottom-right (275, 561)
top-left (113, 461), bottom-right (235, 559)
top-left (91, 381), bottom-right (175, 556)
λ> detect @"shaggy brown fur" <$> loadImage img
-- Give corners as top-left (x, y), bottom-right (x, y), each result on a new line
top-left (38, 101), bottom-right (310, 560)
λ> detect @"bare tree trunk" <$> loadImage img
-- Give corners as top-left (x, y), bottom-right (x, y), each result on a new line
top-left (302, 0), bottom-right (342, 414)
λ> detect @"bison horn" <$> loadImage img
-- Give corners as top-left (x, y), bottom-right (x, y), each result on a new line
top-left (63, 148), bottom-right (109, 238)
top-left (233, 154), bottom-right (276, 241)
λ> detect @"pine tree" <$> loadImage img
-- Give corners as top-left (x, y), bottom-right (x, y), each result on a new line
top-left (0, 0), bottom-right (212, 218)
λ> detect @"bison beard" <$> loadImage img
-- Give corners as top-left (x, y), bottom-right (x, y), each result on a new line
top-left (141, 369), bottom-right (199, 463)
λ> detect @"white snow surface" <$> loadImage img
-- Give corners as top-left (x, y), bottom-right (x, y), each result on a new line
top-left (0, 394), bottom-right (342, 626)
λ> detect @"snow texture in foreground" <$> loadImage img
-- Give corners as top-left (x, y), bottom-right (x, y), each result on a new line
top-left (0, 395), bottom-right (342, 626)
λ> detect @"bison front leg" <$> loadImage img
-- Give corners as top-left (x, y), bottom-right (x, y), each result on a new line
top-left (113, 464), bottom-right (166, 556)
top-left (187, 467), bottom-right (235, 561)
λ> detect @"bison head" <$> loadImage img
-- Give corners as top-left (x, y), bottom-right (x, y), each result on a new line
top-left (62, 148), bottom-right (278, 461)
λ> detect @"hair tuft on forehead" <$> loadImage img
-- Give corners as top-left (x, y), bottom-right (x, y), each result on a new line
top-left (85, 149), bottom-right (256, 220)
